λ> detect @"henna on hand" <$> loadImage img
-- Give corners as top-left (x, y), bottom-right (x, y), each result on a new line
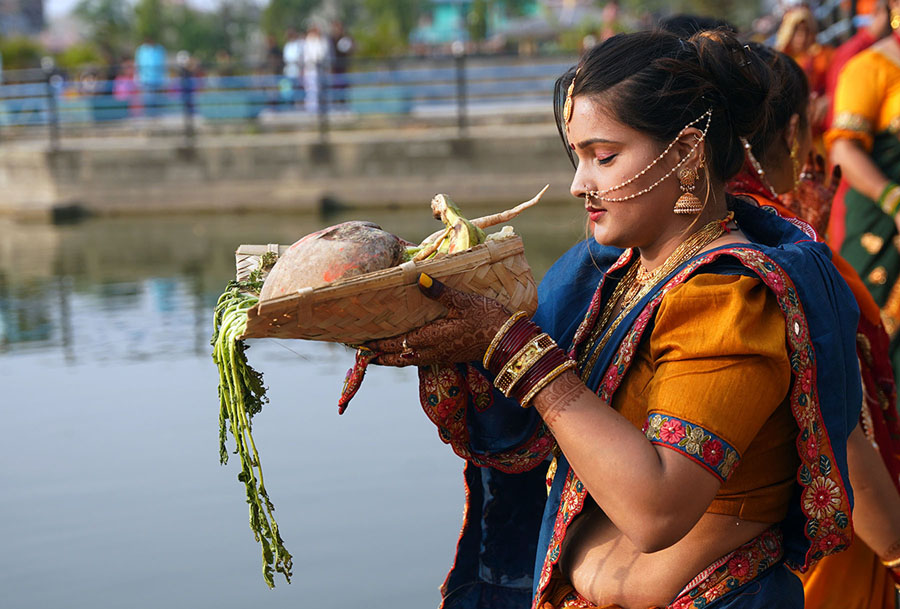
top-left (780, 153), bottom-right (839, 236)
top-left (532, 371), bottom-right (587, 428)
top-left (367, 276), bottom-right (510, 367)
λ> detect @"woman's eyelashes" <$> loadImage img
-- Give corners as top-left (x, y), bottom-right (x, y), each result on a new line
top-left (594, 153), bottom-right (617, 167)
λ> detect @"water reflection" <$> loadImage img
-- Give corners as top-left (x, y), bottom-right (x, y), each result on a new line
top-left (0, 204), bottom-right (584, 362)
top-left (1, 204), bottom-right (585, 609)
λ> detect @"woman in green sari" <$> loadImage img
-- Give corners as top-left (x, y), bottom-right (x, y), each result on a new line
top-left (827, 0), bottom-right (900, 377)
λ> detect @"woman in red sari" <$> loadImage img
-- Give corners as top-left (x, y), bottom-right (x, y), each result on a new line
top-left (728, 44), bottom-right (900, 609)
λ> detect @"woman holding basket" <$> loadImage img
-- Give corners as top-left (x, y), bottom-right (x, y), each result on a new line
top-left (370, 30), bottom-right (861, 609)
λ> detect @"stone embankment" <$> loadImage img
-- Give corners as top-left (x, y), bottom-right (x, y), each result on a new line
top-left (0, 123), bottom-right (576, 221)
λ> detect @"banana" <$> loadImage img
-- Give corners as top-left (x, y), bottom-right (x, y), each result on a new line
top-left (431, 194), bottom-right (486, 254)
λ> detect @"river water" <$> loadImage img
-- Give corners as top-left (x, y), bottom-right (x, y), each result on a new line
top-left (0, 204), bottom-right (585, 609)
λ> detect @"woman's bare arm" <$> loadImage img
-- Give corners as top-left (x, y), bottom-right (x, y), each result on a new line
top-left (830, 138), bottom-right (890, 201)
top-left (533, 372), bottom-right (721, 553)
top-left (847, 424), bottom-right (900, 561)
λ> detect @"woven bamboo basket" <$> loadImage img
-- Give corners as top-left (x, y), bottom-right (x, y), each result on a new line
top-left (235, 236), bottom-right (537, 343)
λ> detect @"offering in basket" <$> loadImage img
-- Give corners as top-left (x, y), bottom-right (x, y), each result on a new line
top-left (210, 187), bottom-right (546, 588)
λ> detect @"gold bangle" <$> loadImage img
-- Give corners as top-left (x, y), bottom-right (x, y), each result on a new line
top-left (519, 359), bottom-right (578, 408)
top-left (882, 554), bottom-right (900, 569)
top-left (880, 185), bottom-right (900, 216)
top-left (494, 333), bottom-right (556, 396)
top-left (483, 310), bottom-right (529, 369)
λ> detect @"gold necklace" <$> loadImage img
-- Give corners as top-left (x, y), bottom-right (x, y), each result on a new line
top-left (575, 263), bottom-right (639, 371)
top-left (577, 213), bottom-right (733, 380)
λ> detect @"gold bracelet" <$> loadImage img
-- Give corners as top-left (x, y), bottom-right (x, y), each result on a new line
top-left (494, 333), bottom-right (556, 396)
top-left (882, 554), bottom-right (900, 569)
top-left (483, 311), bottom-right (529, 369)
top-left (519, 359), bottom-right (578, 408)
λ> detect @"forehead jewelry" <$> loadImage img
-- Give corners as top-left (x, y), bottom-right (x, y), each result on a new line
top-left (564, 67), bottom-right (581, 129)
top-left (587, 108), bottom-right (713, 203)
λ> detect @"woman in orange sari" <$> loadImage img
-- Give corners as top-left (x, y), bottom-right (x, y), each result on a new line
top-left (728, 44), bottom-right (900, 609)
top-left (369, 30), bottom-right (860, 609)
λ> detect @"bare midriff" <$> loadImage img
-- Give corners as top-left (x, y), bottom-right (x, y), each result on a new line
top-left (559, 498), bottom-right (770, 608)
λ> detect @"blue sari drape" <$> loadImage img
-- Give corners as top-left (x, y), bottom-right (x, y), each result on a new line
top-left (436, 199), bottom-right (861, 609)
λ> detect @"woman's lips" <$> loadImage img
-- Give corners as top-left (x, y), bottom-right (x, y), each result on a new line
top-left (588, 209), bottom-right (606, 222)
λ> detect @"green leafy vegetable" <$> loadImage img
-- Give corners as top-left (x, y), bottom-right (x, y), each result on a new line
top-left (211, 278), bottom-right (293, 588)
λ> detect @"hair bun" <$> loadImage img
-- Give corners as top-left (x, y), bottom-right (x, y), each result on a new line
top-left (689, 29), bottom-right (773, 141)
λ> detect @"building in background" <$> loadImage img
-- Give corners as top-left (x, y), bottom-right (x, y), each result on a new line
top-left (0, 0), bottom-right (45, 37)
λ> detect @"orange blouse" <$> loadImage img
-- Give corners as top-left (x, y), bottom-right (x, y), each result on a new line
top-left (611, 273), bottom-right (797, 523)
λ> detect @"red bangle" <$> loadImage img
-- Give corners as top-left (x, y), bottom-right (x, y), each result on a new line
top-left (509, 348), bottom-right (569, 403)
top-left (487, 318), bottom-right (541, 374)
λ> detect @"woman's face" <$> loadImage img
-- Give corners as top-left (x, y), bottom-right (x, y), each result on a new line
top-left (567, 95), bottom-right (690, 249)
top-left (790, 22), bottom-right (812, 54)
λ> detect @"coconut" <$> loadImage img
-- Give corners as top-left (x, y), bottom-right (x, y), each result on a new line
top-left (259, 221), bottom-right (406, 301)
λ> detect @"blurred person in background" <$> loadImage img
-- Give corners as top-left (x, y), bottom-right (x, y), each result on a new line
top-left (176, 50), bottom-right (196, 119)
top-left (330, 21), bottom-right (353, 108)
top-left (775, 6), bottom-right (834, 136)
top-left (135, 36), bottom-right (167, 117)
top-left (825, 1), bottom-right (893, 129)
top-left (303, 23), bottom-right (331, 113)
top-left (266, 35), bottom-right (284, 75)
top-left (114, 59), bottom-right (140, 116)
top-left (282, 28), bottom-right (304, 107)
top-left (727, 43), bottom-right (900, 609)
top-left (827, 0), bottom-right (900, 383)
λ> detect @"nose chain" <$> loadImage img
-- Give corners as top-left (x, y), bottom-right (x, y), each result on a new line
top-left (586, 109), bottom-right (713, 203)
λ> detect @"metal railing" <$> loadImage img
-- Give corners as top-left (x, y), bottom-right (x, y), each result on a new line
top-left (0, 55), bottom-right (577, 147)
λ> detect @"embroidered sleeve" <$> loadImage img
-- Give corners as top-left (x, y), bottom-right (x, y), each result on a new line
top-left (418, 363), bottom-right (554, 474)
top-left (643, 413), bottom-right (740, 482)
top-left (642, 274), bottom-right (791, 482)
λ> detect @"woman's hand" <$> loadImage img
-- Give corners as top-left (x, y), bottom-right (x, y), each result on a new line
top-left (367, 273), bottom-right (511, 367)
top-left (780, 152), bottom-right (840, 235)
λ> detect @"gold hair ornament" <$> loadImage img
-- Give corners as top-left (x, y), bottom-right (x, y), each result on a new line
top-left (564, 67), bottom-right (581, 128)
top-left (740, 137), bottom-right (779, 199)
top-left (586, 109), bottom-right (713, 203)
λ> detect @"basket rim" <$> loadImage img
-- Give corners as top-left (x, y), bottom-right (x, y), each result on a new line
top-left (253, 235), bottom-right (525, 314)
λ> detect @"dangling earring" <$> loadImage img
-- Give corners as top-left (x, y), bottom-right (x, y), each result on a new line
top-left (892, 9), bottom-right (900, 30)
top-left (674, 165), bottom-right (703, 214)
top-left (790, 138), bottom-right (801, 189)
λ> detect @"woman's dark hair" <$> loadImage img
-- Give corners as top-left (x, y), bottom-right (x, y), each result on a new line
top-left (657, 14), bottom-right (737, 38)
top-left (744, 42), bottom-right (810, 164)
top-left (554, 29), bottom-right (774, 182)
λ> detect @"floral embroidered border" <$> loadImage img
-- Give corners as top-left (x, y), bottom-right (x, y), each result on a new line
top-left (643, 413), bottom-right (740, 483)
top-left (418, 363), bottom-right (555, 474)
top-left (533, 245), bottom-right (853, 606)
top-left (668, 528), bottom-right (784, 609)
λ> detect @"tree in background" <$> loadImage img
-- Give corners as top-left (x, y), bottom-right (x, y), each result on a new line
top-left (73, 0), bottom-right (134, 59)
top-left (169, 4), bottom-right (228, 62)
top-left (0, 36), bottom-right (45, 70)
top-left (134, 0), bottom-right (164, 42)
top-left (352, 0), bottom-right (426, 57)
top-left (261, 0), bottom-right (322, 38)
top-left (467, 0), bottom-right (489, 42)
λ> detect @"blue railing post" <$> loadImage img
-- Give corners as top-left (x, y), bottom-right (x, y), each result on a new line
top-left (452, 42), bottom-right (468, 137)
top-left (41, 57), bottom-right (60, 152)
top-left (318, 73), bottom-right (329, 143)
